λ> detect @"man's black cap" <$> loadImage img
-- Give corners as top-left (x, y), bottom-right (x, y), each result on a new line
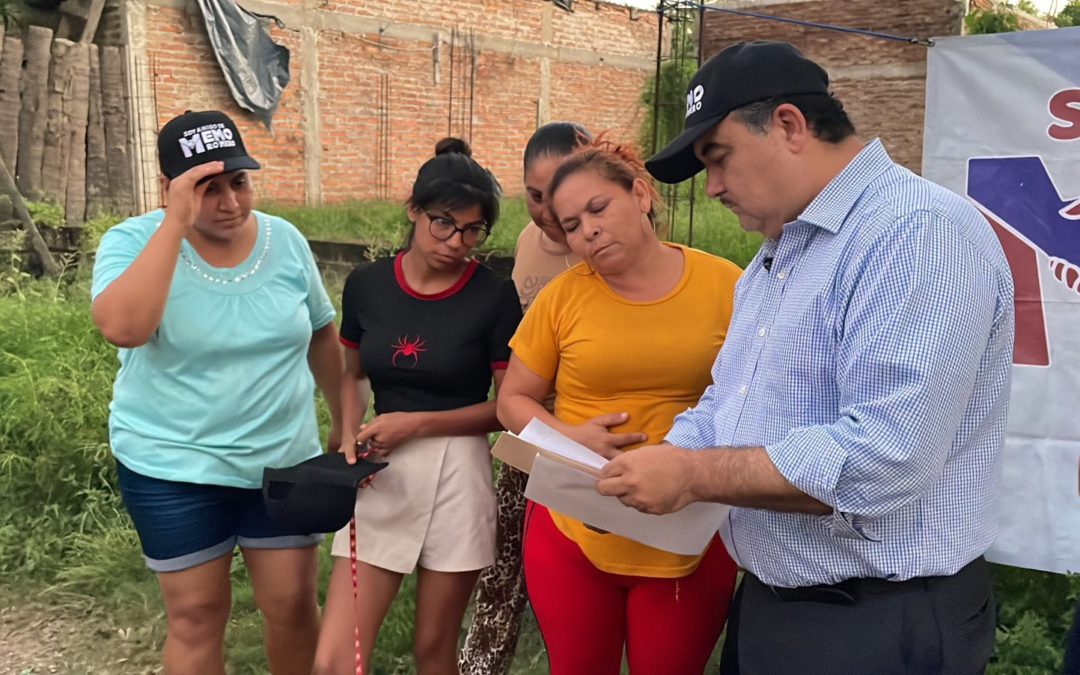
top-left (157, 110), bottom-right (261, 180)
top-left (645, 41), bottom-right (830, 184)
top-left (262, 453), bottom-right (388, 534)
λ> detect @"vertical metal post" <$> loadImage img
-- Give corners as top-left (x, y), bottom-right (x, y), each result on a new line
top-left (650, 1), bottom-right (666, 157)
top-left (687, 1), bottom-right (705, 247)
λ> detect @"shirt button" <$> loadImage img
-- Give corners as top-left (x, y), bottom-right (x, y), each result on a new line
top-left (777, 271), bottom-right (786, 280)
top-left (758, 327), bottom-right (766, 337)
top-left (739, 385), bottom-right (748, 396)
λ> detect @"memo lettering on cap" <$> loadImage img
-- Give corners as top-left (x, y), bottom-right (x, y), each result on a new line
top-left (177, 123), bottom-right (237, 158)
top-left (685, 85), bottom-right (704, 118)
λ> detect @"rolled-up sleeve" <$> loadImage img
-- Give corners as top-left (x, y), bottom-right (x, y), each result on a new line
top-left (766, 211), bottom-right (1000, 530)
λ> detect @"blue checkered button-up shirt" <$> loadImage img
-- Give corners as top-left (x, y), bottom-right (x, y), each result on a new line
top-left (667, 140), bottom-right (1015, 588)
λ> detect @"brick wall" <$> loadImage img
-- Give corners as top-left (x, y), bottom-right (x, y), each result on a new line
top-left (137, 0), bottom-right (658, 205)
top-left (146, 4), bottom-right (310, 202)
top-left (701, 0), bottom-right (967, 172)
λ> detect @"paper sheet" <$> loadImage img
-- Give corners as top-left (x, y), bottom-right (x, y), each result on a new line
top-left (518, 418), bottom-right (608, 472)
top-left (524, 454), bottom-right (731, 556)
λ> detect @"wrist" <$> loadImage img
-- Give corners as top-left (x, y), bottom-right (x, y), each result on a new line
top-left (160, 212), bottom-right (192, 236)
top-left (684, 450), bottom-right (708, 503)
top-left (412, 411), bottom-right (431, 438)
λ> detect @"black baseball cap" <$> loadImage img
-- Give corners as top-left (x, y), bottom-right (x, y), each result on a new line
top-left (157, 110), bottom-right (261, 180)
top-left (262, 453), bottom-right (388, 534)
top-left (645, 41), bottom-right (831, 184)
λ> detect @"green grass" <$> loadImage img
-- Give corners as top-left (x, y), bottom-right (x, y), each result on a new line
top-left (262, 198), bottom-right (531, 256)
top-left (0, 205), bottom-right (1074, 673)
top-left (263, 195), bottom-right (761, 269)
top-left (664, 196), bottom-right (763, 269)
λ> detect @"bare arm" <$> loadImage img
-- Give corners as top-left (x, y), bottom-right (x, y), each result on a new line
top-left (308, 322), bottom-right (345, 451)
top-left (496, 354), bottom-right (560, 434)
top-left (497, 354), bottom-right (646, 458)
top-left (597, 443), bottom-right (830, 515)
top-left (416, 369), bottom-right (506, 436)
top-left (686, 446), bottom-right (830, 514)
top-left (338, 347), bottom-right (370, 462)
top-left (91, 162), bottom-right (223, 347)
top-left (355, 370), bottom-right (508, 457)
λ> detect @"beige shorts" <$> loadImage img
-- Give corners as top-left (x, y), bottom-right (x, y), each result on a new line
top-left (331, 434), bottom-right (496, 574)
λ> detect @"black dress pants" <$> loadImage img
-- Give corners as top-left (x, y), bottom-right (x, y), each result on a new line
top-left (719, 557), bottom-right (995, 675)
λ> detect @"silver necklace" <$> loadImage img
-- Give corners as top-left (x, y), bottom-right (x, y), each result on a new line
top-left (180, 219), bottom-right (271, 284)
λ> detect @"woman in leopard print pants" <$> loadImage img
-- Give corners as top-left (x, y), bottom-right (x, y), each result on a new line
top-left (460, 122), bottom-right (590, 675)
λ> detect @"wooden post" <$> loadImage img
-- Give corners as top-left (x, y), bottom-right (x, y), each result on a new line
top-left (42, 37), bottom-right (78, 209)
top-left (17, 26), bottom-right (53, 201)
top-left (56, 0), bottom-right (108, 43)
top-left (85, 44), bottom-right (108, 219)
top-left (0, 153), bottom-right (59, 277)
top-left (0, 35), bottom-right (21, 174)
top-left (64, 43), bottom-right (90, 224)
top-left (101, 45), bottom-right (133, 215)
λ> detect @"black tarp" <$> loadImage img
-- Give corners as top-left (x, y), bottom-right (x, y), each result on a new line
top-left (195, 0), bottom-right (289, 129)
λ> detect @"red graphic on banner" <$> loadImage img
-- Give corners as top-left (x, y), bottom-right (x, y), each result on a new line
top-left (979, 209), bottom-right (1051, 367)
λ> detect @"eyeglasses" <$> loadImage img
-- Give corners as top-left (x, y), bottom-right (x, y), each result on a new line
top-left (426, 212), bottom-right (489, 247)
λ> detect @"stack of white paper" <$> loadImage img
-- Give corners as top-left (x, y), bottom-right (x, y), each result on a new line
top-left (516, 418), bottom-right (732, 558)
top-left (518, 418), bottom-right (608, 472)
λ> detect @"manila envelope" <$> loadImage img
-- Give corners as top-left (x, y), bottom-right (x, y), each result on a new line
top-left (492, 433), bottom-right (728, 556)
top-left (491, 430), bottom-right (601, 477)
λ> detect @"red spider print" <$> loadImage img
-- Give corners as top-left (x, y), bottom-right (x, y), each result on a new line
top-left (391, 335), bottom-right (427, 367)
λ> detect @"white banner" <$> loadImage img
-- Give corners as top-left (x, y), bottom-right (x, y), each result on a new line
top-left (923, 28), bottom-right (1080, 574)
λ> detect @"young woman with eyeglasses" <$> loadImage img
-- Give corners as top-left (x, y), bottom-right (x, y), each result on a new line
top-left (313, 140), bottom-right (522, 675)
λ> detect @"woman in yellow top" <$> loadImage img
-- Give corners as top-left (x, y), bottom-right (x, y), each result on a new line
top-left (497, 139), bottom-right (742, 674)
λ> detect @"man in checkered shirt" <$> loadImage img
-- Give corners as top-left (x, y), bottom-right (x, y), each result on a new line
top-left (597, 41), bottom-right (1014, 673)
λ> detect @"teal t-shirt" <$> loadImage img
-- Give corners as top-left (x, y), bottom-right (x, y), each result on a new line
top-left (91, 210), bottom-right (336, 488)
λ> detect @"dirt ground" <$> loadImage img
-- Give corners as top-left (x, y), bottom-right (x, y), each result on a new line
top-left (0, 588), bottom-right (160, 675)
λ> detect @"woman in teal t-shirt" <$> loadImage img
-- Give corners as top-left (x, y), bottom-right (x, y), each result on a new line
top-left (91, 111), bottom-right (344, 675)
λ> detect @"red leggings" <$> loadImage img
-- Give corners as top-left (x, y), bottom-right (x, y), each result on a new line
top-left (523, 501), bottom-right (738, 675)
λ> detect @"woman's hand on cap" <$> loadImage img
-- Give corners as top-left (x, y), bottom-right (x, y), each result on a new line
top-left (163, 161), bottom-right (224, 229)
top-left (338, 439), bottom-right (359, 464)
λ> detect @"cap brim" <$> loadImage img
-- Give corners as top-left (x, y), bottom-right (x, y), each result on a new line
top-left (267, 453), bottom-right (387, 489)
top-left (645, 114), bottom-right (726, 184)
top-left (222, 156), bottom-right (261, 173)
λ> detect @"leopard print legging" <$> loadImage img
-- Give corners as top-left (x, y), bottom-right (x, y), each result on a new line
top-left (459, 464), bottom-right (530, 675)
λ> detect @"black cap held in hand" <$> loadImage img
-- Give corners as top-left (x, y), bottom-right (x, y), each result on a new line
top-left (646, 41), bottom-right (831, 184)
top-left (157, 110), bottom-right (262, 180)
top-left (262, 453), bottom-right (388, 534)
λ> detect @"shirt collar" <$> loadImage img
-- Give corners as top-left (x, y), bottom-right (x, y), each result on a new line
top-left (796, 139), bottom-right (894, 234)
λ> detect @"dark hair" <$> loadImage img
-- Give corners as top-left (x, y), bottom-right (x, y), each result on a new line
top-left (732, 93), bottom-right (855, 143)
top-left (523, 122), bottom-right (592, 172)
top-left (434, 137), bottom-right (472, 157)
top-left (403, 152), bottom-right (501, 248)
top-left (547, 134), bottom-right (660, 225)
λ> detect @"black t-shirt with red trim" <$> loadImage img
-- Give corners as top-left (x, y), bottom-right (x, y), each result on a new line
top-left (340, 252), bottom-right (522, 415)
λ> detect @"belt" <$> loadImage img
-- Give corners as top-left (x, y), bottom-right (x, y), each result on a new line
top-left (763, 556), bottom-right (986, 606)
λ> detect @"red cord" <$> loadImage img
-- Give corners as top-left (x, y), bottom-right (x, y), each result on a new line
top-left (350, 515), bottom-right (363, 675)
top-left (350, 442), bottom-right (373, 675)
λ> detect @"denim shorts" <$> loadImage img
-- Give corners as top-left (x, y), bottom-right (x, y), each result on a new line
top-left (116, 461), bottom-right (322, 573)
